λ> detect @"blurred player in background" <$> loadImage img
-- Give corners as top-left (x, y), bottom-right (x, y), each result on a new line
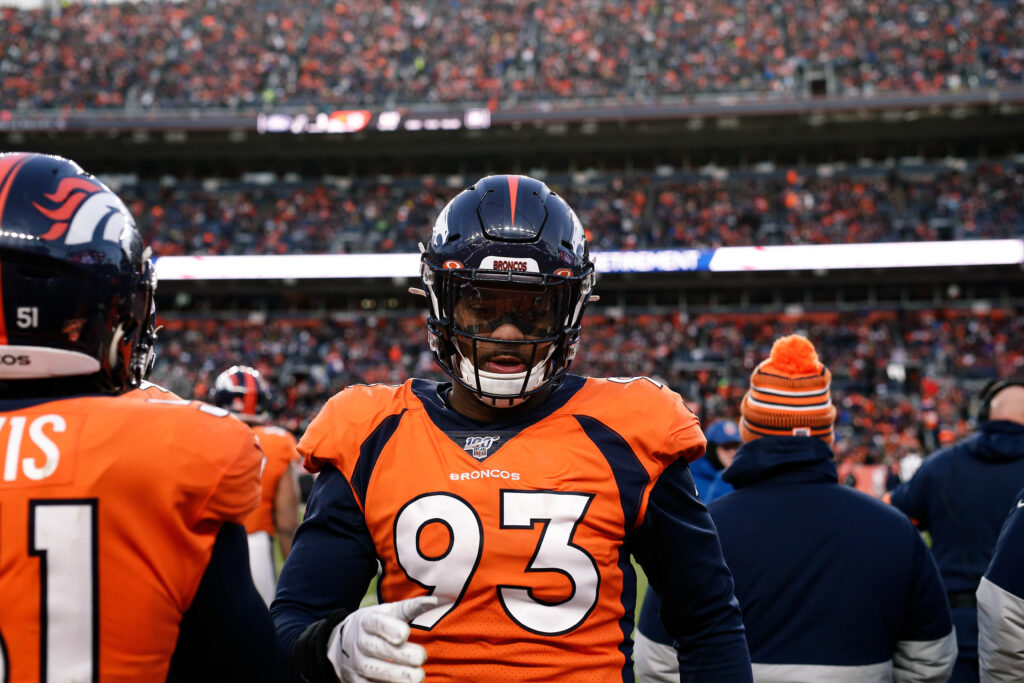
top-left (976, 484), bottom-right (1024, 681)
top-left (888, 378), bottom-right (1024, 682)
top-left (273, 175), bottom-right (751, 682)
top-left (637, 335), bottom-right (957, 682)
top-left (212, 364), bottom-right (301, 606)
top-left (0, 152), bottom-right (278, 681)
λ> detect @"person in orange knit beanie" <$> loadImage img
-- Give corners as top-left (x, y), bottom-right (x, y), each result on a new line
top-left (738, 334), bottom-right (837, 444)
top-left (638, 334), bottom-right (957, 682)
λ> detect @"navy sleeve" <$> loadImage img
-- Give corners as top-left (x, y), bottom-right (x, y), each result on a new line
top-left (986, 487), bottom-right (1024, 597)
top-left (637, 587), bottom-right (673, 646)
top-left (167, 522), bottom-right (283, 683)
top-left (271, 464), bottom-right (379, 681)
top-left (632, 459), bottom-right (752, 681)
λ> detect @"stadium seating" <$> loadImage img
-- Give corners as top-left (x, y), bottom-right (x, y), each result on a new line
top-left (3, 0), bottom-right (1022, 110)
top-left (125, 162), bottom-right (1024, 256)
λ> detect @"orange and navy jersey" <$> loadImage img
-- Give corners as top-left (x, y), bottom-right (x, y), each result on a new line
top-left (0, 393), bottom-right (262, 682)
top-left (246, 424), bottom-right (299, 536)
top-left (276, 375), bottom-right (751, 681)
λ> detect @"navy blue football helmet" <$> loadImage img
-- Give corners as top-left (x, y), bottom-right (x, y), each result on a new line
top-left (210, 365), bottom-right (271, 423)
top-left (420, 175), bottom-right (596, 405)
top-left (0, 152), bottom-right (156, 393)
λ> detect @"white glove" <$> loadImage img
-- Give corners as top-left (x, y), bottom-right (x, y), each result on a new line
top-left (326, 596), bottom-right (440, 683)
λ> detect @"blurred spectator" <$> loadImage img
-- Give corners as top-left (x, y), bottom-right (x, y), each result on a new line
top-left (636, 335), bottom-right (956, 682)
top-left (887, 379), bottom-right (1024, 682)
top-left (694, 419), bottom-right (742, 502)
top-left (209, 365), bottom-right (301, 607)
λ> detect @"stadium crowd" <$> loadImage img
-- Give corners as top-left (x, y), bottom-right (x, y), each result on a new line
top-left (3, 0), bottom-right (1023, 111)
top-left (149, 306), bottom-right (1024, 489)
top-left (130, 161), bottom-right (1024, 256)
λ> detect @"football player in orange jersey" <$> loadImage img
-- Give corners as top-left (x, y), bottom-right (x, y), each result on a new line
top-left (0, 152), bottom-right (280, 682)
top-left (274, 175), bottom-right (752, 682)
top-left (211, 364), bottom-right (302, 606)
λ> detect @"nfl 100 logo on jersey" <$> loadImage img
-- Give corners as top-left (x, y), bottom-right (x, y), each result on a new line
top-left (447, 431), bottom-right (512, 461)
top-left (463, 435), bottom-right (500, 460)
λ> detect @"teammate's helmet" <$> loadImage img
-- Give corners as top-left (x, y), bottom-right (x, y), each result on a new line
top-left (420, 175), bottom-right (596, 405)
top-left (211, 365), bottom-right (271, 422)
top-left (0, 152), bottom-right (156, 393)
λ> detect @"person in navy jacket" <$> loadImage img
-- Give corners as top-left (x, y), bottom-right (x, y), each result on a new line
top-left (690, 419), bottom-right (741, 502)
top-left (977, 483), bottom-right (1024, 681)
top-left (888, 380), bottom-right (1024, 683)
top-left (636, 335), bottom-right (956, 682)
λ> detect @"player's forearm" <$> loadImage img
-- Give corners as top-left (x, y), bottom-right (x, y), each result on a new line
top-left (272, 464), bottom-right (379, 677)
top-left (278, 525), bottom-right (296, 557)
top-left (635, 460), bottom-right (752, 681)
top-left (287, 608), bottom-right (351, 683)
top-left (275, 465), bottom-right (302, 558)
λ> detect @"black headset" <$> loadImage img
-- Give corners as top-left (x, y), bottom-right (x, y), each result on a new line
top-left (977, 378), bottom-right (1024, 421)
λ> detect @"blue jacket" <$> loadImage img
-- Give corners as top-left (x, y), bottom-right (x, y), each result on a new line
top-left (689, 455), bottom-right (732, 502)
top-left (888, 420), bottom-right (1024, 656)
top-left (637, 436), bottom-right (956, 683)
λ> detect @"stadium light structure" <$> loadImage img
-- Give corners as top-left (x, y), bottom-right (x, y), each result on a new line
top-left (154, 240), bottom-right (1024, 281)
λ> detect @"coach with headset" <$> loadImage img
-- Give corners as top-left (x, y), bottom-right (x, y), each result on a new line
top-left (888, 378), bottom-right (1024, 682)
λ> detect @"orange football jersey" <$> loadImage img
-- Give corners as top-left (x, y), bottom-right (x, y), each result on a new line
top-left (246, 425), bottom-right (299, 536)
top-left (299, 376), bottom-right (705, 681)
top-left (0, 394), bottom-right (262, 682)
top-left (126, 379), bottom-right (180, 399)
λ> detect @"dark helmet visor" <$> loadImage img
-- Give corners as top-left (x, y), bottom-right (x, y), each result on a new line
top-left (453, 283), bottom-right (561, 338)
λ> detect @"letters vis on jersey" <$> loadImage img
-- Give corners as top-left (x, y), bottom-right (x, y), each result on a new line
top-left (449, 468), bottom-right (520, 481)
top-left (1, 414), bottom-right (67, 484)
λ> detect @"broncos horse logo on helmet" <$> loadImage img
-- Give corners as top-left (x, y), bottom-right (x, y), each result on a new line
top-left (0, 152), bottom-right (156, 393)
top-left (419, 174), bottom-right (596, 407)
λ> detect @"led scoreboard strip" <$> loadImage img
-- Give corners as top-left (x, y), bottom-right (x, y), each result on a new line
top-left (155, 240), bottom-right (1024, 281)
